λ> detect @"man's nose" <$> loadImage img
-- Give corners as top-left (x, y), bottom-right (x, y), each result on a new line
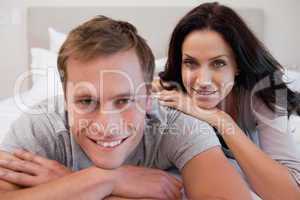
top-left (90, 113), bottom-right (122, 139)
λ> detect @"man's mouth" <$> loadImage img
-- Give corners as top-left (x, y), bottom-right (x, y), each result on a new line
top-left (91, 137), bottom-right (129, 148)
top-left (96, 139), bottom-right (125, 148)
top-left (192, 88), bottom-right (217, 95)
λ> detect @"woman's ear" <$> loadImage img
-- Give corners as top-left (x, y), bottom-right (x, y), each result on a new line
top-left (235, 68), bottom-right (240, 76)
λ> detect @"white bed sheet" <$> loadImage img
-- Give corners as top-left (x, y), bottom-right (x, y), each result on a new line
top-left (0, 84), bottom-right (62, 142)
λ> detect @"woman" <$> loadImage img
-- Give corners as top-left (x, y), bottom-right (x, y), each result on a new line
top-left (155, 2), bottom-right (300, 200)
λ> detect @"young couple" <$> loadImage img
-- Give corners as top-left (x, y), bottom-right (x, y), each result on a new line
top-left (0, 2), bottom-right (300, 200)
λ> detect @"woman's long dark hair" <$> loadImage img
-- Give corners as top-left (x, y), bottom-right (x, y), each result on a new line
top-left (159, 2), bottom-right (300, 117)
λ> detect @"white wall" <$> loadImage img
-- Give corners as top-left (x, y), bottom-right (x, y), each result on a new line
top-left (25, 0), bottom-right (300, 68)
top-left (0, 0), bottom-right (27, 99)
top-left (0, 0), bottom-right (299, 99)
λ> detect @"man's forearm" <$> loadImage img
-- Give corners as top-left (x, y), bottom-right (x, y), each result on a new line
top-left (0, 166), bottom-right (115, 200)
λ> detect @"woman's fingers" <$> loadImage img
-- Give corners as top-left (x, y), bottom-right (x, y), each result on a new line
top-left (158, 99), bottom-right (177, 108)
top-left (156, 90), bottom-right (182, 102)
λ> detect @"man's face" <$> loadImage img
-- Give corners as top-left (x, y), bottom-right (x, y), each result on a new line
top-left (65, 49), bottom-right (149, 169)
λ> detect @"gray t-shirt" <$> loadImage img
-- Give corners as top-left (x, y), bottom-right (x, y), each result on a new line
top-left (0, 96), bottom-right (220, 171)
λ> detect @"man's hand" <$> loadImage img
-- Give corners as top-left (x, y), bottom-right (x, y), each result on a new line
top-left (0, 150), bottom-right (182, 199)
top-left (0, 149), bottom-right (72, 187)
top-left (104, 196), bottom-right (157, 200)
top-left (112, 165), bottom-right (183, 200)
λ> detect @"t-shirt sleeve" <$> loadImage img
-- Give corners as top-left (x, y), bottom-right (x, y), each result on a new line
top-left (253, 97), bottom-right (300, 185)
top-left (0, 113), bottom-right (56, 159)
top-left (159, 109), bottom-right (221, 171)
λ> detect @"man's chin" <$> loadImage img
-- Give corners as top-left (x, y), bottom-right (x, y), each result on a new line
top-left (92, 158), bottom-right (124, 170)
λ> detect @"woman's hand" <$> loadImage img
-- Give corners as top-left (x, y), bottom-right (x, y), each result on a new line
top-left (156, 89), bottom-right (233, 131)
top-left (0, 149), bottom-right (72, 187)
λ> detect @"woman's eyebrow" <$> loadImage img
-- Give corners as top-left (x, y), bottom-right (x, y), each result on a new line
top-left (208, 55), bottom-right (229, 61)
top-left (183, 53), bottom-right (196, 59)
top-left (183, 53), bottom-right (229, 60)
top-left (182, 54), bottom-right (200, 64)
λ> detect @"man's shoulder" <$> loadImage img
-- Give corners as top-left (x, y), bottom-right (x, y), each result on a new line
top-left (146, 100), bottom-right (213, 137)
top-left (9, 95), bottom-right (68, 140)
top-left (0, 96), bottom-right (71, 163)
top-left (143, 100), bottom-right (218, 169)
top-left (25, 95), bottom-right (67, 131)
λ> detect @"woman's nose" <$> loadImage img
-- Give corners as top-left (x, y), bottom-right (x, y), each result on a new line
top-left (195, 68), bottom-right (213, 89)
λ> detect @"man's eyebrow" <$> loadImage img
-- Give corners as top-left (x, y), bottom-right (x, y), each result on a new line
top-left (108, 92), bottom-right (134, 100)
top-left (73, 91), bottom-right (95, 98)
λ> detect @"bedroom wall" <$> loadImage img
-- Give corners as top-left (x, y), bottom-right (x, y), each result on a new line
top-left (0, 0), bottom-right (299, 99)
top-left (24, 0), bottom-right (300, 68)
top-left (0, 0), bottom-right (27, 100)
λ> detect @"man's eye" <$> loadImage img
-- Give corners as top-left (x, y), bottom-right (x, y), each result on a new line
top-left (115, 98), bottom-right (134, 106)
top-left (114, 98), bottom-right (135, 109)
top-left (78, 99), bottom-right (97, 106)
top-left (213, 60), bottom-right (227, 68)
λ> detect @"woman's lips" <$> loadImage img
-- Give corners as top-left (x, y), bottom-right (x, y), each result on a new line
top-left (192, 88), bottom-right (217, 95)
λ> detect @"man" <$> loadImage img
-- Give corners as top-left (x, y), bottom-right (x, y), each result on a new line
top-left (0, 16), bottom-right (251, 199)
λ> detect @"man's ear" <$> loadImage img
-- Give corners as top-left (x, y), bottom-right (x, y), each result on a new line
top-left (64, 98), bottom-right (68, 110)
top-left (145, 95), bottom-right (152, 114)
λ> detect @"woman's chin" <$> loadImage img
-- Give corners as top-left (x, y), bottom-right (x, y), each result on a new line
top-left (196, 101), bottom-right (219, 109)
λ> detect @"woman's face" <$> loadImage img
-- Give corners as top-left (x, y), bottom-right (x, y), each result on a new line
top-left (181, 30), bottom-right (239, 109)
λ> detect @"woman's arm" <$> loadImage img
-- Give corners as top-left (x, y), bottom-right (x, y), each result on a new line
top-left (182, 146), bottom-right (252, 200)
top-left (157, 89), bottom-right (300, 200)
top-left (214, 112), bottom-right (300, 200)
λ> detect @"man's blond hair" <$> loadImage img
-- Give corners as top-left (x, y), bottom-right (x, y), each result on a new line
top-left (57, 15), bottom-right (155, 91)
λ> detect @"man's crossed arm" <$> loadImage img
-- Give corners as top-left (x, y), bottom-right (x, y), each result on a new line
top-left (0, 150), bottom-right (182, 200)
top-left (0, 147), bottom-right (252, 200)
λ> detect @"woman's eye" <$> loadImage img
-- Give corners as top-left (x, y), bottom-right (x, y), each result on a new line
top-left (182, 59), bottom-right (197, 68)
top-left (213, 60), bottom-right (227, 68)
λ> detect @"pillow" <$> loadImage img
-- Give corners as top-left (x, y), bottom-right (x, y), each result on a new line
top-left (30, 48), bottom-right (63, 97)
top-left (48, 27), bottom-right (67, 53)
top-left (155, 57), bottom-right (167, 75)
top-left (284, 69), bottom-right (300, 92)
top-left (31, 48), bottom-right (57, 69)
